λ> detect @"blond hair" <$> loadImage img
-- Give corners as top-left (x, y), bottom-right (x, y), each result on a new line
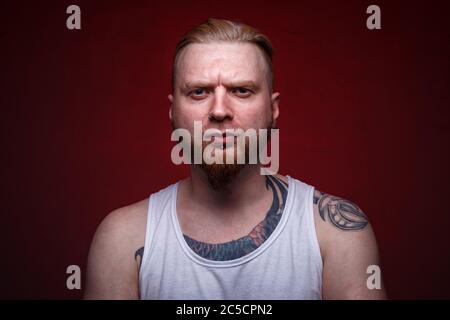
top-left (172, 18), bottom-right (274, 91)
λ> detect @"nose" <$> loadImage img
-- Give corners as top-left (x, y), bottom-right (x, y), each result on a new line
top-left (208, 87), bottom-right (234, 123)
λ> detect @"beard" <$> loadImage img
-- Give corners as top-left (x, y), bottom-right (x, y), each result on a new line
top-left (197, 136), bottom-right (250, 191)
top-left (196, 121), bottom-right (275, 191)
top-left (199, 161), bottom-right (245, 191)
top-left (172, 118), bottom-right (276, 191)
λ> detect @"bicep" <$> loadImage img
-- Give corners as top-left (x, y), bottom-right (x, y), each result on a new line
top-left (321, 224), bottom-right (387, 299)
top-left (313, 190), bottom-right (387, 299)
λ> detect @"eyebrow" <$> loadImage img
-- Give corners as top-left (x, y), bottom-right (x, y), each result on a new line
top-left (182, 80), bottom-right (260, 90)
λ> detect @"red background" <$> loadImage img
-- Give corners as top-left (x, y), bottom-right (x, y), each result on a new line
top-left (1, 0), bottom-right (449, 299)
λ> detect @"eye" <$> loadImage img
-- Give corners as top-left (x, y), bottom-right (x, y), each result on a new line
top-left (189, 88), bottom-right (209, 100)
top-left (232, 87), bottom-right (252, 98)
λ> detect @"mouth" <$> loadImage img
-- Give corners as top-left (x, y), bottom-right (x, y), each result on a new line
top-left (201, 128), bottom-right (244, 151)
top-left (204, 129), bottom-right (238, 139)
top-left (211, 134), bottom-right (235, 148)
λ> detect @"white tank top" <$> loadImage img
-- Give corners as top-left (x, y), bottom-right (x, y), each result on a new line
top-left (139, 175), bottom-right (323, 299)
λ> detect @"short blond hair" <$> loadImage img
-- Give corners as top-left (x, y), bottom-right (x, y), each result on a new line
top-left (172, 18), bottom-right (274, 91)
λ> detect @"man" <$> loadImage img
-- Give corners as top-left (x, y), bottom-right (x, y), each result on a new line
top-left (84, 18), bottom-right (386, 299)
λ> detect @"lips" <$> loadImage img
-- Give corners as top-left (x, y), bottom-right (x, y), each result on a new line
top-left (204, 130), bottom-right (239, 138)
top-left (205, 133), bottom-right (236, 150)
top-left (202, 128), bottom-right (241, 149)
top-left (212, 134), bottom-right (235, 144)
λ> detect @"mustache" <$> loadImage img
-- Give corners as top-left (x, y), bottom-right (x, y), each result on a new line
top-left (203, 129), bottom-right (242, 140)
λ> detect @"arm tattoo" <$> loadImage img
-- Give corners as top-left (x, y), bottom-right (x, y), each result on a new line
top-left (184, 175), bottom-right (288, 261)
top-left (314, 190), bottom-right (368, 231)
top-left (135, 246), bottom-right (144, 269)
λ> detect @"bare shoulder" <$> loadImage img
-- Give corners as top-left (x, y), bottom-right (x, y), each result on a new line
top-left (84, 198), bottom-right (149, 299)
top-left (92, 199), bottom-right (149, 257)
top-left (97, 199), bottom-right (148, 242)
top-left (312, 189), bottom-right (387, 299)
top-left (312, 188), bottom-right (376, 255)
top-left (312, 189), bottom-right (369, 232)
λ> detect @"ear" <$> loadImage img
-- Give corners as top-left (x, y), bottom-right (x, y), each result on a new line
top-left (271, 92), bottom-right (280, 125)
top-left (168, 94), bottom-right (174, 122)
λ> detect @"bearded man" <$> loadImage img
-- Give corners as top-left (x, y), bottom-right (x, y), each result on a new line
top-left (84, 18), bottom-right (386, 300)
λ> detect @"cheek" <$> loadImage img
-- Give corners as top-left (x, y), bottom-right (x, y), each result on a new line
top-left (239, 100), bottom-right (273, 129)
top-left (172, 104), bottom-right (206, 131)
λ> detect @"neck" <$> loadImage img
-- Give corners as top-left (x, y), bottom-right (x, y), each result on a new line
top-left (187, 164), bottom-right (268, 210)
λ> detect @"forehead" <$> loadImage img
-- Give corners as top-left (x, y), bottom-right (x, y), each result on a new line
top-left (175, 42), bottom-right (268, 85)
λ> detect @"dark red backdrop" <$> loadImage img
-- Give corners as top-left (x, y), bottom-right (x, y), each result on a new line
top-left (1, 0), bottom-right (449, 299)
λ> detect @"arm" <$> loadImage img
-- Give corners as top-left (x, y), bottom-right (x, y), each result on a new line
top-left (313, 190), bottom-right (387, 299)
top-left (84, 201), bottom-right (147, 299)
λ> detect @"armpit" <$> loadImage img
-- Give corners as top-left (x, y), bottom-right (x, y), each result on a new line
top-left (135, 246), bottom-right (144, 270)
